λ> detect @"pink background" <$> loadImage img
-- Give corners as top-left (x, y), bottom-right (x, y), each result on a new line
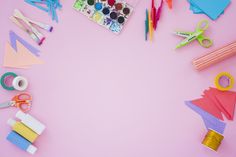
top-left (0, 0), bottom-right (236, 156)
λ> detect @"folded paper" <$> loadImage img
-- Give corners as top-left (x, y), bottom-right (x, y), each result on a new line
top-left (185, 101), bottom-right (226, 134)
top-left (3, 41), bottom-right (43, 68)
top-left (188, 0), bottom-right (231, 20)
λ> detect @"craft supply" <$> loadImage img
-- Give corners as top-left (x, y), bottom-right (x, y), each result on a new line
top-left (155, 0), bottom-right (163, 30)
top-left (166, 0), bottom-right (172, 9)
top-left (7, 119), bottom-right (38, 143)
top-left (10, 9), bottom-right (53, 45)
top-left (73, 0), bottom-right (133, 34)
top-left (145, 0), bottom-right (163, 41)
top-left (25, 0), bottom-right (62, 22)
top-left (145, 9), bottom-right (149, 40)
top-left (174, 20), bottom-right (213, 49)
top-left (185, 101), bottom-right (226, 134)
top-left (215, 72), bottom-right (234, 91)
top-left (1, 72), bottom-right (17, 90)
top-left (188, 0), bottom-right (231, 20)
top-left (7, 131), bottom-right (37, 154)
top-left (202, 129), bottom-right (224, 151)
top-left (16, 111), bottom-right (46, 135)
top-left (192, 41), bottom-right (236, 71)
top-left (4, 41), bottom-right (44, 69)
top-left (9, 30), bottom-right (40, 57)
top-left (151, 0), bottom-right (156, 29)
top-left (12, 76), bottom-right (28, 91)
top-left (190, 87), bottom-right (236, 121)
top-left (0, 93), bottom-right (32, 112)
top-left (148, 10), bottom-right (153, 41)
top-left (1, 72), bottom-right (28, 91)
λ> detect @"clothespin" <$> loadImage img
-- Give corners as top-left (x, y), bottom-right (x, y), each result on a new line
top-left (145, 9), bottom-right (149, 41)
top-left (155, 0), bottom-right (163, 29)
top-left (151, 0), bottom-right (157, 30)
top-left (148, 10), bottom-right (153, 41)
top-left (166, 0), bottom-right (172, 9)
top-left (24, 0), bottom-right (62, 22)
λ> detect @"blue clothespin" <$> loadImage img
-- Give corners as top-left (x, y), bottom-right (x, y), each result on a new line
top-left (24, 0), bottom-right (62, 22)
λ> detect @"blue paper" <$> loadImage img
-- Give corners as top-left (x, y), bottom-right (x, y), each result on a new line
top-left (189, 0), bottom-right (231, 20)
top-left (185, 101), bottom-right (226, 134)
top-left (9, 30), bottom-right (40, 56)
top-left (190, 5), bottom-right (203, 14)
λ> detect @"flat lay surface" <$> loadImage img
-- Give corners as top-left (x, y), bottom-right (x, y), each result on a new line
top-left (0, 0), bottom-right (236, 157)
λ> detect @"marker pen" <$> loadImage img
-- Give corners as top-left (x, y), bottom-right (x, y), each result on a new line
top-left (7, 131), bottom-right (37, 154)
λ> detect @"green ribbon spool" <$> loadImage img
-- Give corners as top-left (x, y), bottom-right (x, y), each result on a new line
top-left (0, 72), bottom-right (17, 90)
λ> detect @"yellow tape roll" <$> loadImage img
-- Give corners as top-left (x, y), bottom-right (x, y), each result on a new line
top-left (214, 72), bottom-right (234, 91)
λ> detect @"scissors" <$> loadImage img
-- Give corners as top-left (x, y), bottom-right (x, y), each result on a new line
top-left (174, 20), bottom-right (213, 49)
top-left (0, 93), bottom-right (32, 112)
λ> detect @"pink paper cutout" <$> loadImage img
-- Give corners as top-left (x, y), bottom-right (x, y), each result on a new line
top-left (203, 88), bottom-right (230, 119)
top-left (3, 41), bottom-right (43, 68)
top-left (215, 91), bottom-right (236, 120)
top-left (191, 97), bottom-right (223, 120)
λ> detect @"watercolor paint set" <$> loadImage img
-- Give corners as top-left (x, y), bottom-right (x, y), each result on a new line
top-left (73, 0), bottom-right (133, 34)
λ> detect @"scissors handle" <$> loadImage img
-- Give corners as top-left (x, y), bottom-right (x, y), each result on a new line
top-left (12, 93), bottom-right (32, 112)
top-left (15, 102), bottom-right (31, 112)
top-left (197, 35), bottom-right (213, 48)
top-left (197, 20), bottom-right (209, 31)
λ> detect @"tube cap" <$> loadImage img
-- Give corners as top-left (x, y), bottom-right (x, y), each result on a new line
top-left (27, 145), bottom-right (37, 154)
top-left (16, 110), bottom-right (26, 120)
top-left (7, 118), bottom-right (16, 127)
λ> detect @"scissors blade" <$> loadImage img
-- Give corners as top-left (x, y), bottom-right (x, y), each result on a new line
top-left (0, 101), bottom-right (12, 108)
top-left (174, 31), bottom-right (193, 38)
top-left (176, 31), bottom-right (203, 49)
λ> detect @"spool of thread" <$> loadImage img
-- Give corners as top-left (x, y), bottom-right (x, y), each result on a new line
top-left (192, 41), bottom-right (236, 71)
top-left (202, 129), bottom-right (224, 151)
top-left (214, 72), bottom-right (234, 91)
top-left (12, 76), bottom-right (28, 91)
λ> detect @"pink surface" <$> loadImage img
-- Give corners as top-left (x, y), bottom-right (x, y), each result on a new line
top-left (0, 0), bottom-right (236, 157)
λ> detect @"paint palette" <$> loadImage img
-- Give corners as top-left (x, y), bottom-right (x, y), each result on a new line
top-left (73, 0), bottom-right (133, 34)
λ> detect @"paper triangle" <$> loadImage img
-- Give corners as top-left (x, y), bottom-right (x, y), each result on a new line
top-left (3, 42), bottom-right (27, 68)
top-left (215, 91), bottom-right (236, 120)
top-left (16, 40), bottom-right (44, 65)
top-left (191, 98), bottom-right (223, 120)
top-left (185, 101), bottom-right (226, 134)
top-left (203, 88), bottom-right (230, 119)
top-left (3, 41), bottom-right (43, 68)
top-left (9, 30), bottom-right (40, 56)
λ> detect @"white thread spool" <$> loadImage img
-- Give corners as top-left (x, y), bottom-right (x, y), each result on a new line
top-left (12, 76), bottom-right (28, 91)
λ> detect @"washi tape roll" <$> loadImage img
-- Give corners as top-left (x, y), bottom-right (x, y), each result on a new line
top-left (214, 72), bottom-right (234, 91)
top-left (0, 72), bottom-right (17, 90)
top-left (12, 76), bottom-right (28, 91)
top-left (202, 129), bottom-right (224, 151)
